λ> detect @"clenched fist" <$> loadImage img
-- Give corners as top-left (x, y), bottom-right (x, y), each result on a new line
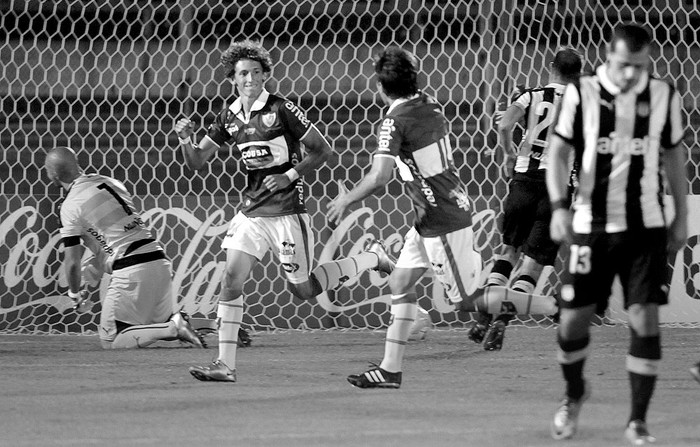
top-left (174, 118), bottom-right (194, 139)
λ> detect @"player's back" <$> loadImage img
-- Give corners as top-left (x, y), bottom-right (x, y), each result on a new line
top-left (514, 83), bottom-right (564, 180)
top-left (387, 94), bottom-right (472, 237)
top-left (60, 174), bottom-right (156, 264)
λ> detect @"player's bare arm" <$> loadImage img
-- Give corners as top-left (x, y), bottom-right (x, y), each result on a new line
top-left (262, 126), bottom-right (331, 192)
top-left (663, 144), bottom-right (689, 253)
top-left (62, 242), bottom-right (85, 294)
top-left (173, 118), bottom-right (219, 171)
top-left (497, 104), bottom-right (525, 179)
top-left (327, 154), bottom-right (394, 226)
top-left (546, 134), bottom-right (573, 244)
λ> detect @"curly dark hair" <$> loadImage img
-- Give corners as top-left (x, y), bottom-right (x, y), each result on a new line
top-left (374, 46), bottom-right (419, 99)
top-left (220, 39), bottom-right (273, 78)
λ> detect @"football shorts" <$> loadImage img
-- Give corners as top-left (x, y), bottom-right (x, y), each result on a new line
top-left (502, 178), bottom-right (559, 266)
top-left (100, 258), bottom-right (174, 342)
top-left (221, 211), bottom-right (314, 284)
top-left (559, 228), bottom-right (669, 310)
top-left (396, 226), bottom-right (482, 304)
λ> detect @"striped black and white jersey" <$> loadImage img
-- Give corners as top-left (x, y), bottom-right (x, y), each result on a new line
top-left (512, 83), bottom-right (565, 181)
top-left (554, 64), bottom-right (684, 234)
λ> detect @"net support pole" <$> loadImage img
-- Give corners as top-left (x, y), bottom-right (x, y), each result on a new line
top-left (176, 0), bottom-right (195, 117)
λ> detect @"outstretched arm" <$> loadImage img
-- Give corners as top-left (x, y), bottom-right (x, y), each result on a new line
top-left (326, 154), bottom-right (394, 226)
top-left (63, 241), bottom-right (85, 295)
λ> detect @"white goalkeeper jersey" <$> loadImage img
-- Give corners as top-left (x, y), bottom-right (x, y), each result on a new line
top-left (59, 174), bottom-right (162, 273)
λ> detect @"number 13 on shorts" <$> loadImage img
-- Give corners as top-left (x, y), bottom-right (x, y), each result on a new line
top-left (568, 244), bottom-right (592, 275)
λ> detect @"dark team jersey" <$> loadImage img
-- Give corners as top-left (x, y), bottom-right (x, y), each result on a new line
top-left (511, 83), bottom-right (565, 182)
top-left (375, 92), bottom-right (472, 237)
top-left (207, 89), bottom-right (314, 217)
top-left (554, 65), bottom-right (684, 234)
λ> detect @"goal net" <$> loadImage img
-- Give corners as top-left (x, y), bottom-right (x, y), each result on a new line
top-left (2, 0), bottom-right (699, 334)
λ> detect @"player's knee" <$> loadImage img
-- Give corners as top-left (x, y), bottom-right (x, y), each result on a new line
top-left (558, 306), bottom-right (595, 338)
top-left (627, 304), bottom-right (659, 336)
top-left (220, 272), bottom-right (245, 300)
top-left (388, 274), bottom-right (412, 295)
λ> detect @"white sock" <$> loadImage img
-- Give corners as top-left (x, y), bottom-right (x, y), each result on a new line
top-left (511, 277), bottom-right (536, 294)
top-left (312, 252), bottom-right (378, 290)
top-left (218, 299), bottom-right (243, 369)
top-left (476, 286), bottom-right (557, 315)
top-left (380, 296), bottom-right (417, 373)
top-left (486, 272), bottom-right (509, 287)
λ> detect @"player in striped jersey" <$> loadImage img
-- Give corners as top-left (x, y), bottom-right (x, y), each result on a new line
top-left (546, 23), bottom-right (687, 444)
top-left (176, 40), bottom-right (397, 383)
top-left (469, 48), bottom-right (582, 351)
top-left (44, 147), bottom-right (205, 349)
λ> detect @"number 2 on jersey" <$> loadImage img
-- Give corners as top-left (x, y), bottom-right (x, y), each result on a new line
top-left (526, 101), bottom-right (556, 149)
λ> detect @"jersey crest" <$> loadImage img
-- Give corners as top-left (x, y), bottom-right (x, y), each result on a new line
top-left (261, 112), bottom-right (276, 127)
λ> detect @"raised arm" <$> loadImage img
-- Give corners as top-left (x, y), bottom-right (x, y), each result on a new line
top-left (174, 118), bottom-right (220, 171)
top-left (497, 104), bottom-right (526, 178)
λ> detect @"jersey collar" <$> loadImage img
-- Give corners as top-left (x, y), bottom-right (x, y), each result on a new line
top-left (597, 64), bottom-right (649, 95)
top-left (544, 82), bottom-right (566, 94)
top-left (387, 93), bottom-right (420, 114)
top-left (229, 89), bottom-right (270, 117)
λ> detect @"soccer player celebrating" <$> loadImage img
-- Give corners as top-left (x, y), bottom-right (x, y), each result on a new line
top-left (468, 48), bottom-right (583, 351)
top-left (44, 147), bottom-right (205, 349)
top-left (547, 23), bottom-right (687, 444)
top-left (175, 40), bottom-right (395, 383)
top-left (327, 46), bottom-right (484, 389)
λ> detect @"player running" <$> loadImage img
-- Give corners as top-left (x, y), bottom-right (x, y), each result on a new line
top-left (175, 40), bottom-right (396, 383)
top-left (328, 46), bottom-right (558, 389)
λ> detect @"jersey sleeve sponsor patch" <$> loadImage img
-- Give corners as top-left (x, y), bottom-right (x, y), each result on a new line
top-left (280, 100), bottom-right (311, 139)
top-left (377, 117), bottom-right (399, 154)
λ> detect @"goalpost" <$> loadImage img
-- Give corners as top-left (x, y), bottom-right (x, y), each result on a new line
top-left (1, 0), bottom-right (699, 334)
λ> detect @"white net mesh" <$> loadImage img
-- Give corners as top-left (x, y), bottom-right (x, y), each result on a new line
top-left (2, 0), bottom-right (699, 334)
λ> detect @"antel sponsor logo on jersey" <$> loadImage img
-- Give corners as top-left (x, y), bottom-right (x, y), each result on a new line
top-left (284, 102), bottom-right (310, 127)
top-left (596, 133), bottom-right (655, 156)
top-left (377, 118), bottom-right (395, 153)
